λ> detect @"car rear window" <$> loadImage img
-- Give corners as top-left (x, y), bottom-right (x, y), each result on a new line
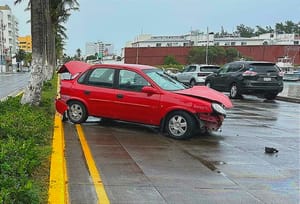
top-left (247, 63), bottom-right (279, 73)
top-left (200, 66), bottom-right (220, 72)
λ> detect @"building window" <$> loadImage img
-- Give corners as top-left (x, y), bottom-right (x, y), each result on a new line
top-left (231, 42), bottom-right (236, 46)
top-left (241, 42), bottom-right (247, 45)
top-left (294, 41), bottom-right (299, 45)
top-left (156, 43), bottom-right (161, 47)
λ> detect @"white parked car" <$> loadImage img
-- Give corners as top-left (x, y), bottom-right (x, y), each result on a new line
top-left (175, 64), bottom-right (220, 86)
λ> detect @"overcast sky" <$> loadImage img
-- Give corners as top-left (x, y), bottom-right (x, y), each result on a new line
top-left (2, 0), bottom-right (300, 56)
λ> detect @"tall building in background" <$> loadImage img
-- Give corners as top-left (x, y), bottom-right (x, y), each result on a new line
top-left (85, 41), bottom-right (114, 58)
top-left (18, 35), bottom-right (32, 52)
top-left (0, 5), bottom-right (19, 72)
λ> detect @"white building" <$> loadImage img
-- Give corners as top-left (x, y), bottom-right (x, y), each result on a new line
top-left (127, 31), bottom-right (300, 48)
top-left (85, 41), bottom-right (114, 58)
top-left (0, 5), bottom-right (19, 72)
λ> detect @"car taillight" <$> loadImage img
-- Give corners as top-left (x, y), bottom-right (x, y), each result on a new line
top-left (197, 73), bottom-right (207, 77)
top-left (242, 70), bottom-right (257, 76)
top-left (278, 71), bottom-right (285, 77)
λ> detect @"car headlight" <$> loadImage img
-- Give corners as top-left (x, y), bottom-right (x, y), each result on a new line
top-left (212, 103), bottom-right (226, 116)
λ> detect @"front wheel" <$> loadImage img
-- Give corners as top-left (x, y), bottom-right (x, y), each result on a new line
top-left (165, 111), bottom-right (196, 140)
top-left (67, 101), bottom-right (88, 124)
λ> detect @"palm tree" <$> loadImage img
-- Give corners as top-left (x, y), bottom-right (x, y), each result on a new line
top-left (14, 0), bottom-right (79, 105)
top-left (18, 0), bottom-right (48, 105)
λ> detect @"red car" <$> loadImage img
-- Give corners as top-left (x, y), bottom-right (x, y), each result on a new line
top-left (56, 61), bottom-right (233, 139)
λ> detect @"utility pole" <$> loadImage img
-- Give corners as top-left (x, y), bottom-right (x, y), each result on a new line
top-left (205, 27), bottom-right (209, 64)
top-left (136, 36), bottom-right (139, 64)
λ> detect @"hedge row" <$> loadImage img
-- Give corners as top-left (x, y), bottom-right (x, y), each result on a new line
top-left (0, 77), bottom-right (57, 203)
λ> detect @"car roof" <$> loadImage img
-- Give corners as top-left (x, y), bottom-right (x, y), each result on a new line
top-left (90, 63), bottom-right (158, 70)
top-left (232, 61), bottom-right (275, 65)
top-left (189, 64), bottom-right (219, 67)
top-left (57, 61), bottom-right (158, 75)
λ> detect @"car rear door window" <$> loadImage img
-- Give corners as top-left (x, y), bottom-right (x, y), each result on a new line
top-left (200, 66), bottom-right (220, 72)
top-left (87, 68), bottom-right (114, 88)
top-left (219, 64), bottom-right (230, 74)
top-left (187, 66), bottom-right (196, 72)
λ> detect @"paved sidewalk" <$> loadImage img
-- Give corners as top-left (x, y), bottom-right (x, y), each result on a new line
top-left (277, 82), bottom-right (300, 103)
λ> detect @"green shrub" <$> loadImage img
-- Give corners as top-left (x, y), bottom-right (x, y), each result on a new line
top-left (0, 137), bottom-right (41, 203)
top-left (0, 75), bottom-right (57, 203)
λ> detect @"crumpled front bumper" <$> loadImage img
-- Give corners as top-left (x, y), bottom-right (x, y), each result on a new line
top-left (198, 113), bottom-right (224, 131)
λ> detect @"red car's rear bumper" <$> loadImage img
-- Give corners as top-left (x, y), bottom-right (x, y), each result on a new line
top-left (55, 99), bottom-right (68, 115)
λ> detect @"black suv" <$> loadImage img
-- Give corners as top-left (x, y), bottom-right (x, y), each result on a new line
top-left (205, 61), bottom-right (284, 100)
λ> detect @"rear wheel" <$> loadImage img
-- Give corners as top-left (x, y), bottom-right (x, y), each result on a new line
top-left (190, 79), bottom-right (196, 86)
top-left (67, 101), bottom-right (88, 124)
top-left (230, 83), bottom-right (241, 99)
top-left (205, 81), bottom-right (211, 88)
top-left (165, 111), bottom-right (196, 140)
top-left (264, 93), bottom-right (278, 100)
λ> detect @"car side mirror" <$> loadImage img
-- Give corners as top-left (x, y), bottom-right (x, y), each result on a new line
top-left (141, 86), bottom-right (159, 94)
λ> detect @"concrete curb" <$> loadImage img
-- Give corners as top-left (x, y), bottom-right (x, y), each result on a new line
top-left (276, 96), bottom-right (300, 103)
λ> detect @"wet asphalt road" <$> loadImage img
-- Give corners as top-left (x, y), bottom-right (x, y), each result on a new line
top-left (65, 96), bottom-right (300, 204)
top-left (0, 72), bottom-right (30, 100)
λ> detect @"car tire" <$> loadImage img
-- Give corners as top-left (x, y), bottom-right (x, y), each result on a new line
top-left (67, 101), bottom-right (88, 124)
top-left (264, 93), bottom-right (278, 100)
top-left (205, 81), bottom-right (211, 88)
top-left (190, 79), bottom-right (196, 86)
top-left (62, 111), bottom-right (68, 121)
top-left (165, 111), bottom-right (196, 140)
top-left (230, 83), bottom-right (241, 99)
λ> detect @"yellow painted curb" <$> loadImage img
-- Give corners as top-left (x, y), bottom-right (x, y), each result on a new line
top-left (48, 113), bottom-right (69, 204)
top-left (76, 124), bottom-right (110, 204)
top-left (48, 74), bottom-right (69, 203)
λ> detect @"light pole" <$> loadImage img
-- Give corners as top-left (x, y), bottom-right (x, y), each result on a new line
top-left (205, 27), bottom-right (209, 64)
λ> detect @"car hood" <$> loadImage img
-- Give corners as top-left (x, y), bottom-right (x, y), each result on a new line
top-left (57, 61), bottom-right (91, 75)
top-left (174, 86), bottom-right (233, 108)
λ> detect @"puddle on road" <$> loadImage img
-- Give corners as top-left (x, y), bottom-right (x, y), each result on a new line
top-left (182, 149), bottom-right (226, 172)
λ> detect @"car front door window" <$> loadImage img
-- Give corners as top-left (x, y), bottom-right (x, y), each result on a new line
top-left (119, 70), bottom-right (149, 91)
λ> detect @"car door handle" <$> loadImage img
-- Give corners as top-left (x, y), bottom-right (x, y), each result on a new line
top-left (84, 90), bottom-right (91, 95)
top-left (116, 94), bottom-right (123, 99)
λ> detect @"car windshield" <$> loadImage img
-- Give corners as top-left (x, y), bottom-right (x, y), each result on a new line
top-left (143, 69), bottom-right (187, 91)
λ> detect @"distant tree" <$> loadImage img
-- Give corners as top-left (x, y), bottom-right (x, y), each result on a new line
top-left (187, 47), bottom-right (206, 64)
top-left (254, 25), bottom-right (274, 36)
top-left (236, 24), bottom-right (255, 37)
top-left (15, 49), bottom-right (26, 62)
top-left (225, 47), bottom-right (239, 62)
top-left (164, 55), bottom-right (179, 65)
top-left (187, 46), bottom-right (225, 65)
top-left (23, 52), bottom-right (32, 66)
top-left (275, 20), bottom-right (300, 34)
top-left (207, 46), bottom-right (226, 64)
top-left (86, 55), bottom-right (97, 61)
top-left (75, 48), bottom-right (81, 60)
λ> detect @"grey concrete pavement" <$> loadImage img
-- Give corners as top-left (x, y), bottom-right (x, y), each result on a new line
top-left (64, 97), bottom-right (300, 204)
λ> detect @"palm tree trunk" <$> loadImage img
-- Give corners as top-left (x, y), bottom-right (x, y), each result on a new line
top-left (21, 0), bottom-right (47, 105)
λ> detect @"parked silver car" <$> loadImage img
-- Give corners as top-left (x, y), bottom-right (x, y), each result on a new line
top-left (175, 64), bottom-right (220, 86)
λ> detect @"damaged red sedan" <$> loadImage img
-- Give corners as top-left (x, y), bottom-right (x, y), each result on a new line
top-left (56, 61), bottom-right (233, 139)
